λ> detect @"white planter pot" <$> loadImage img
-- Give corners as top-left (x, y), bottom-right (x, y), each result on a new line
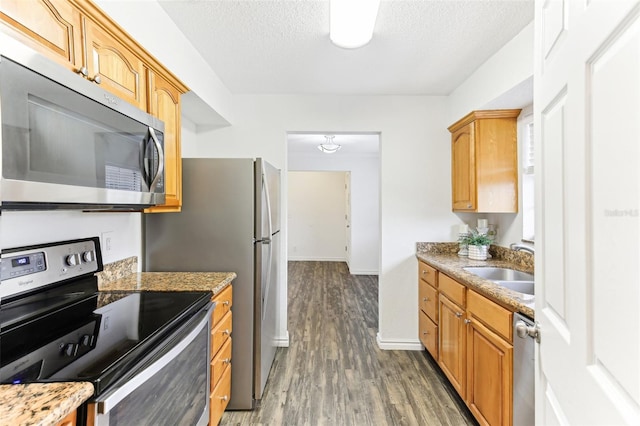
top-left (468, 245), bottom-right (488, 261)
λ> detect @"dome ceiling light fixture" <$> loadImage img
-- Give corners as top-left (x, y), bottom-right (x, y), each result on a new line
top-left (317, 135), bottom-right (342, 154)
top-left (330, 0), bottom-right (381, 49)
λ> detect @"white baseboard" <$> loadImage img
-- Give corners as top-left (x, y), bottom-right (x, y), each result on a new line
top-left (376, 332), bottom-right (424, 351)
top-left (275, 331), bottom-right (290, 347)
top-left (287, 256), bottom-right (346, 262)
top-left (348, 268), bottom-right (379, 276)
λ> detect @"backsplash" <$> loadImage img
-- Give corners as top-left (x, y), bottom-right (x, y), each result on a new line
top-left (96, 256), bottom-right (137, 286)
top-left (416, 242), bottom-right (534, 273)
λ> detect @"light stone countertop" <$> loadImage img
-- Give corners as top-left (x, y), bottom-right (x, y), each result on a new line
top-left (417, 251), bottom-right (535, 319)
top-left (0, 382), bottom-right (93, 426)
top-left (98, 271), bottom-right (236, 295)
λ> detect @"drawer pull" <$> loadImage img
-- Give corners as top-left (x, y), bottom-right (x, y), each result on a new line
top-left (222, 301), bottom-right (230, 306)
top-left (222, 329), bottom-right (231, 336)
top-left (455, 312), bottom-right (463, 318)
top-left (76, 66), bottom-right (88, 77)
top-left (422, 331), bottom-right (429, 335)
top-left (223, 358), bottom-right (231, 364)
top-left (422, 297), bottom-right (429, 302)
top-left (464, 319), bottom-right (471, 324)
top-left (218, 395), bottom-right (229, 402)
top-left (422, 270), bottom-right (428, 275)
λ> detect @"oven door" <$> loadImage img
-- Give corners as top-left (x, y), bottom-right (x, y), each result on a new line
top-left (87, 304), bottom-right (213, 426)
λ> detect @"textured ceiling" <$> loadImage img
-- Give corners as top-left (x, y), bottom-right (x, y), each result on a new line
top-left (159, 0), bottom-right (534, 96)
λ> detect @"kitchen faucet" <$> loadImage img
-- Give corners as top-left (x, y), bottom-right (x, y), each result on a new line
top-left (510, 243), bottom-right (535, 254)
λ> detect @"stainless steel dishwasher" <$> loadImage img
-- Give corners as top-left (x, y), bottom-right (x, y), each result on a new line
top-left (513, 313), bottom-right (536, 425)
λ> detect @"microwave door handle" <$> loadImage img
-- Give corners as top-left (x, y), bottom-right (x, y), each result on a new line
top-left (147, 127), bottom-right (164, 192)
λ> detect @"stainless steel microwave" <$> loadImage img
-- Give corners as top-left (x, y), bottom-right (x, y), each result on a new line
top-left (0, 45), bottom-right (165, 210)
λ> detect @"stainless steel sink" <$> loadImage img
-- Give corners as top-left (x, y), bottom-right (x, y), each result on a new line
top-left (463, 267), bottom-right (533, 282)
top-left (493, 280), bottom-right (534, 295)
top-left (463, 267), bottom-right (534, 295)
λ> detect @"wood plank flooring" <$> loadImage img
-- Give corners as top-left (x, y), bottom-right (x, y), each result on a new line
top-left (220, 261), bottom-right (477, 425)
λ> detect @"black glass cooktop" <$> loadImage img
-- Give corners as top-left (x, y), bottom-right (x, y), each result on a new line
top-left (0, 281), bottom-right (211, 395)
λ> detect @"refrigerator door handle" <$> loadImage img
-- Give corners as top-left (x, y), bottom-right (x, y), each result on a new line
top-left (263, 172), bottom-right (274, 239)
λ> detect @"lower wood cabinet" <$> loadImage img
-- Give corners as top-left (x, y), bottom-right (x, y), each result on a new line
top-left (418, 262), bottom-right (515, 426)
top-left (418, 261), bottom-right (439, 358)
top-left (210, 284), bottom-right (233, 425)
top-left (438, 293), bottom-right (467, 396)
top-left (55, 410), bottom-right (76, 426)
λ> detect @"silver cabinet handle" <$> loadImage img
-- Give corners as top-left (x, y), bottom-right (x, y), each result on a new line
top-left (222, 301), bottom-right (230, 307)
top-left (464, 319), bottom-right (471, 324)
top-left (422, 331), bottom-right (429, 335)
top-left (148, 127), bottom-right (164, 192)
top-left (422, 297), bottom-right (428, 302)
top-left (218, 395), bottom-right (229, 401)
top-left (222, 329), bottom-right (231, 336)
top-left (455, 312), bottom-right (463, 318)
top-left (222, 358), bottom-right (231, 364)
top-left (90, 74), bottom-right (102, 84)
top-left (76, 66), bottom-right (88, 77)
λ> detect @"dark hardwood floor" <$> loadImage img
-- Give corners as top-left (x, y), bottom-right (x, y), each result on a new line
top-left (220, 261), bottom-right (477, 425)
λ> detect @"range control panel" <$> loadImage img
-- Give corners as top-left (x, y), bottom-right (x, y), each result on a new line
top-left (0, 237), bottom-right (103, 299)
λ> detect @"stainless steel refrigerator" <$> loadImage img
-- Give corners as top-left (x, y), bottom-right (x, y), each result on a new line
top-left (143, 158), bottom-right (280, 410)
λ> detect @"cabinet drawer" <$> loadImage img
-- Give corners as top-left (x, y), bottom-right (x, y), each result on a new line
top-left (212, 285), bottom-right (233, 325)
top-left (467, 290), bottom-right (513, 342)
top-left (419, 310), bottom-right (438, 359)
top-left (418, 280), bottom-right (438, 323)
top-left (211, 311), bottom-right (232, 356)
top-left (439, 274), bottom-right (466, 307)
top-left (418, 260), bottom-right (438, 287)
top-left (210, 365), bottom-right (231, 426)
top-left (211, 337), bottom-right (232, 390)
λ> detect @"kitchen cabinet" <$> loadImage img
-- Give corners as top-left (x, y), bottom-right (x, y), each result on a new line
top-left (420, 265), bottom-right (515, 426)
top-left (145, 71), bottom-right (182, 212)
top-left (0, 0), bottom-right (188, 212)
top-left (466, 289), bottom-right (513, 426)
top-left (448, 110), bottom-right (521, 213)
top-left (83, 18), bottom-right (146, 110)
top-left (0, 0), bottom-right (84, 72)
top-left (418, 261), bottom-right (438, 358)
top-left (438, 274), bottom-right (467, 397)
top-left (55, 410), bottom-right (76, 426)
top-left (210, 285), bottom-right (233, 425)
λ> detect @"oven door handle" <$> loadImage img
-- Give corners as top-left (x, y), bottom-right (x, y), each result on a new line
top-left (95, 304), bottom-right (213, 414)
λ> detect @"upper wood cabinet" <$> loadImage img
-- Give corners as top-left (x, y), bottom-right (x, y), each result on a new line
top-left (0, 0), bottom-right (188, 212)
top-left (0, 0), bottom-right (84, 72)
top-left (145, 70), bottom-right (182, 212)
top-left (448, 110), bottom-right (521, 213)
top-left (83, 19), bottom-right (147, 110)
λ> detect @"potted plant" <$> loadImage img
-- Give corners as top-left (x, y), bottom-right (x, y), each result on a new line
top-left (464, 231), bottom-right (493, 260)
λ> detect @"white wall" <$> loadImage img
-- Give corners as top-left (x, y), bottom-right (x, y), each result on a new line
top-left (447, 21), bottom-right (534, 124)
top-left (1, 211), bottom-right (141, 266)
top-left (182, 94), bottom-right (456, 349)
top-left (288, 171), bottom-right (347, 262)
top-left (289, 150), bottom-right (380, 275)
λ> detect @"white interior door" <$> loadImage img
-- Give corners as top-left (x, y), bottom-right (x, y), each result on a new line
top-left (535, 0), bottom-right (640, 424)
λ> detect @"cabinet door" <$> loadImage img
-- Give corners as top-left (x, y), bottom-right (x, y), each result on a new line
top-left (0, 0), bottom-right (83, 71)
top-left (83, 19), bottom-right (146, 109)
top-left (466, 317), bottom-right (512, 426)
top-left (419, 310), bottom-right (438, 359)
top-left (438, 294), bottom-right (466, 397)
top-left (451, 122), bottom-right (476, 211)
top-left (145, 70), bottom-right (182, 212)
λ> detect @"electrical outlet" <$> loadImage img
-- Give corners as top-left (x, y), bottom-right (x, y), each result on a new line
top-left (101, 231), bottom-right (114, 253)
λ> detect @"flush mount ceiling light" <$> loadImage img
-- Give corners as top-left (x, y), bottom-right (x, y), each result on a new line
top-left (317, 135), bottom-right (342, 153)
top-left (330, 0), bottom-right (381, 49)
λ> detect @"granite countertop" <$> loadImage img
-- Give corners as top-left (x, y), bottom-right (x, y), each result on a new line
top-left (417, 248), bottom-right (535, 319)
top-left (0, 382), bottom-right (93, 426)
top-left (98, 272), bottom-right (236, 295)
